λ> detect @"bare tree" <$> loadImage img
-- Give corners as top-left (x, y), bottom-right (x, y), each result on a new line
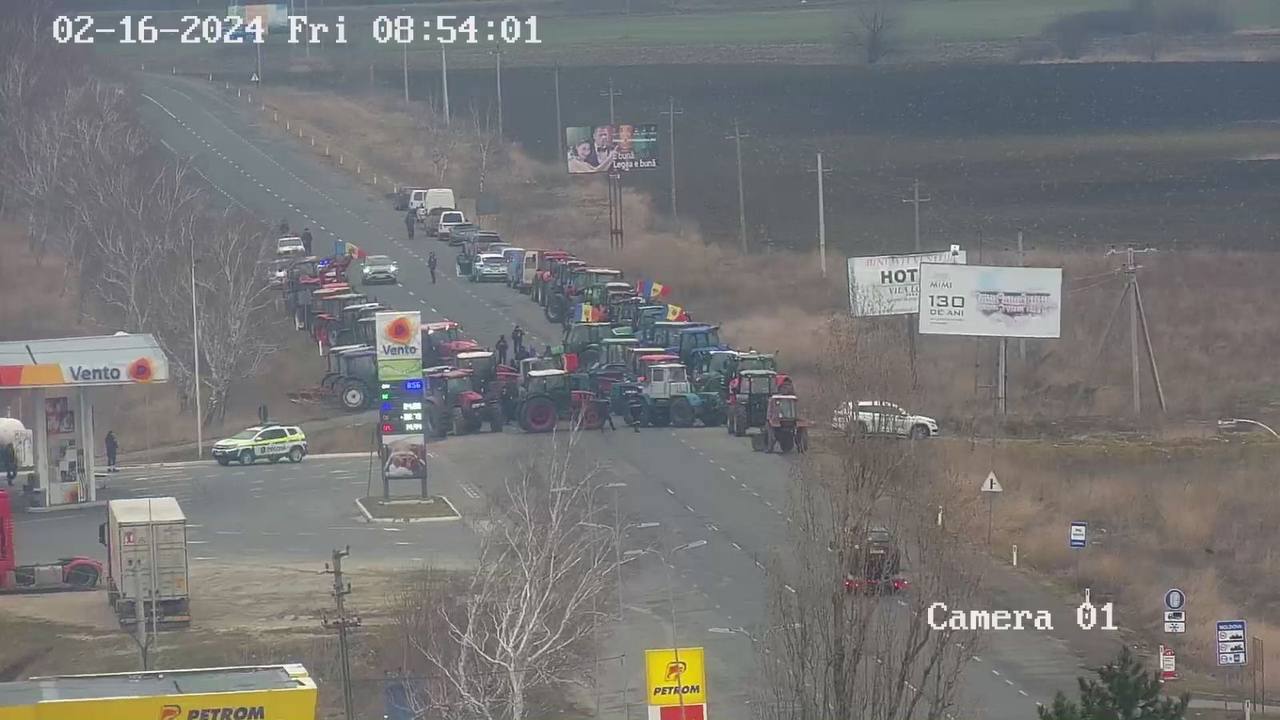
top-left (418, 108), bottom-right (457, 184)
top-left (396, 438), bottom-right (619, 720)
top-left (847, 0), bottom-right (902, 64)
top-left (471, 102), bottom-right (499, 195)
top-left (754, 318), bottom-right (979, 720)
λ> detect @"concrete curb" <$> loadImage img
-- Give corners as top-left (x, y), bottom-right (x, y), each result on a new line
top-left (115, 451), bottom-right (378, 471)
top-left (26, 500), bottom-right (109, 514)
top-left (355, 495), bottom-right (460, 524)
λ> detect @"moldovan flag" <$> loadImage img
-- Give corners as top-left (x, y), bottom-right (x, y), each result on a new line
top-left (640, 280), bottom-right (671, 300)
top-left (574, 303), bottom-right (605, 322)
top-left (665, 304), bottom-right (688, 321)
top-left (346, 243), bottom-right (368, 259)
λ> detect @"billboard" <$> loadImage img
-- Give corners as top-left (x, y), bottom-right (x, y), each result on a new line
top-left (226, 4), bottom-right (290, 30)
top-left (375, 311), bottom-right (422, 381)
top-left (847, 247), bottom-right (966, 317)
top-left (645, 647), bottom-right (707, 706)
top-left (566, 124), bottom-right (659, 174)
top-left (917, 264), bottom-right (1063, 339)
top-left (381, 433), bottom-right (428, 481)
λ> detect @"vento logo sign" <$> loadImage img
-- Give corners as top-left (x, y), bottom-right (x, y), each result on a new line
top-left (376, 312), bottom-right (421, 360)
top-left (158, 705), bottom-right (267, 720)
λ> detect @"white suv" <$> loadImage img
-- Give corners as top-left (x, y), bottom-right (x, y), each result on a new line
top-left (831, 401), bottom-right (938, 439)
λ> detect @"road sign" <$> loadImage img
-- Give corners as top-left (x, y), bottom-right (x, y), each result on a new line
top-left (1159, 645), bottom-right (1177, 681)
top-left (1216, 620), bottom-right (1247, 666)
top-left (250, 72), bottom-right (260, 83)
top-left (1163, 610), bottom-right (1186, 633)
top-left (981, 471), bottom-right (1003, 493)
top-left (649, 704), bottom-right (707, 720)
top-left (1164, 588), bottom-right (1185, 611)
top-left (1069, 522), bottom-right (1087, 549)
top-left (645, 647), bottom-right (707, 706)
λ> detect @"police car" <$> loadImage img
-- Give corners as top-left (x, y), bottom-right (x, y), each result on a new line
top-left (211, 424), bottom-right (308, 466)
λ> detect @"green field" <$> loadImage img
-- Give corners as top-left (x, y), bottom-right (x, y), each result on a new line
top-left (86, 0), bottom-right (1280, 69)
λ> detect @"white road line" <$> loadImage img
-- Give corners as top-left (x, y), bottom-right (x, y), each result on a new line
top-left (684, 504), bottom-right (695, 513)
top-left (991, 669), bottom-right (1001, 676)
top-left (784, 584), bottom-right (796, 594)
top-left (731, 542), bottom-right (742, 550)
top-left (1019, 690), bottom-right (1029, 697)
top-left (193, 556), bottom-right (217, 561)
top-left (187, 540), bottom-right (210, 544)
top-left (214, 530), bottom-right (243, 535)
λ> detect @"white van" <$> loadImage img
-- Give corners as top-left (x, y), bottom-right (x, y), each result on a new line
top-left (417, 188), bottom-right (455, 213)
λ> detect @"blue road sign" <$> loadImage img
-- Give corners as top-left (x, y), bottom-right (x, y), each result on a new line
top-left (1164, 588), bottom-right (1185, 611)
top-left (1216, 620), bottom-right (1247, 666)
top-left (1069, 522), bottom-right (1087, 549)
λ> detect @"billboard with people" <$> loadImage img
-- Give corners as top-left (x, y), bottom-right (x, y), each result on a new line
top-left (565, 124), bottom-right (659, 174)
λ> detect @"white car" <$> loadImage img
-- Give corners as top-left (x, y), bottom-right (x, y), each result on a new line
top-left (471, 253), bottom-right (508, 282)
top-left (276, 236), bottom-right (305, 257)
top-left (831, 401), bottom-right (938, 439)
top-left (436, 211), bottom-right (467, 241)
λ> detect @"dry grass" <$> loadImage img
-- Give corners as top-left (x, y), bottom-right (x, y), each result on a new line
top-left (931, 437), bottom-right (1280, 685)
top-left (0, 222), bottom-right (94, 342)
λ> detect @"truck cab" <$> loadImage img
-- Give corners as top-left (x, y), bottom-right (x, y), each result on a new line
top-left (645, 321), bottom-right (699, 348)
top-left (643, 364), bottom-right (691, 400)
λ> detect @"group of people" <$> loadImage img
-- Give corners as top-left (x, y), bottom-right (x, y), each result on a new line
top-left (278, 220), bottom-right (314, 256)
top-left (493, 324), bottom-right (526, 367)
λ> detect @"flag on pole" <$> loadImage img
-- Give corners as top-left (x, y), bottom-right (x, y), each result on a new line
top-left (665, 304), bottom-right (688, 321)
top-left (637, 280), bottom-right (672, 300)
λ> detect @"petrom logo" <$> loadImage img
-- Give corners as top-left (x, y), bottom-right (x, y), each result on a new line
top-left (159, 705), bottom-right (268, 720)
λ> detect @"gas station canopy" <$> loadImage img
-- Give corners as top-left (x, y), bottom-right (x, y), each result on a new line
top-left (0, 333), bottom-right (169, 388)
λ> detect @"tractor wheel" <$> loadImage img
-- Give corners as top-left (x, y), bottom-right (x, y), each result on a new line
top-left (726, 411), bottom-right (736, 435)
top-left (340, 379), bottom-right (368, 411)
top-left (489, 406), bottom-right (505, 433)
top-left (763, 426), bottom-right (775, 453)
top-left (520, 396), bottom-right (558, 433)
top-left (732, 409), bottom-right (748, 437)
top-left (425, 401), bottom-right (448, 438)
top-left (777, 428), bottom-right (796, 453)
top-left (647, 406), bottom-right (671, 427)
top-left (65, 563), bottom-right (100, 589)
top-left (545, 295), bottom-right (566, 324)
top-left (577, 402), bottom-right (603, 430)
top-left (909, 424), bottom-right (930, 440)
top-left (452, 407), bottom-right (467, 436)
top-left (705, 410), bottom-right (726, 427)
top-left (670, 397), bottom-right (695, 428)
top-left (796, 428), bottom-right (810, 453)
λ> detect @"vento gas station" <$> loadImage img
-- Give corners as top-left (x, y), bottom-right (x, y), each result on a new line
top-left (0, 333), bottom-right (168, 510)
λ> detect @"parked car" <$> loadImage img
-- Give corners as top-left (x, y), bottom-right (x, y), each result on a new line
top-left (420, 205), bottom-right (454, 232)
top-left (212, 424), bottom-right (308, 465)
top-left (276, 236), bottom-right (305, 257)
top-left (436, 211), bottom-right (467, 242)
top-left (395, 186), bottom-right (424, 211)
top-left (360, 254), bottom-right (399, 285)
top-left (471, 253), bottom-right (509, 283)
top-left (831, 401), bottom-right (939, 439)
top-left (449, 223), bottom-right (480, 247)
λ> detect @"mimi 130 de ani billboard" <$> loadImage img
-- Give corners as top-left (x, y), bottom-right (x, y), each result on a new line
top-left (917, 264), bottom-right (1063, 339)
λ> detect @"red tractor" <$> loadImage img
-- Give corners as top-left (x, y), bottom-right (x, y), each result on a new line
top-left (423, 369), bottom-right (504, 437)
top-left (455, 350), bottom-right (520, 422)
top-left (750, 394), bottom-right (812, 454)
top-left (422, 321), bottom-right (482, 366)
top-left (0, 490), bottom-right (102, 593)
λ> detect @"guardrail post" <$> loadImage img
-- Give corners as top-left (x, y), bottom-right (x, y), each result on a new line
top-left (1012, 544), bottom-right (1018, 567)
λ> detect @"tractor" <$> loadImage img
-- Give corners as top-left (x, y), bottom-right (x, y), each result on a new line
top-left (562, 322), bottom-right (616, 368)
top-left (330, 302), bottom-right (384, 346)
top-left (291, 345), bottom-right (377, 411)
top-left (423, 321), bottom-right (482, 366)
top-left (456, 350), bottom-right (520, 422)
top-left (624, 347), bottom-right (669, 379)
top-left (643, 320), bottom-right (700, 349)
top-left (423, 369), bottom-right (504, 437)
top-left (516, 369), bottom-right (605, 432)
top-left (634, 305), bottom-right (669, 335)
top-left (530, 252), bottom-right (576, 305)
top-left (842, 527), bottom-right (909, 595)
top-left (726, 369), bottom-right (777, 437)
top-left (546, 267), bottom-right (623, 325)
top-left (749, 394), bottom-right (811, 453)
top-left (636, 363), bottom-right (722, 428)
top-left (669, 325), bottom-right (726, 366)
top-left (690, 348), bottom-right (740, 396)
top-left (541, 260), bottom-right (588, 318)
top-left (598, 337), bottom-right (639, 371)
top-left (729, 352), bottom-right (794, 394)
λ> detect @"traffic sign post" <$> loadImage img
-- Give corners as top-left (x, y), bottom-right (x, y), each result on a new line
top-left (1163, 611), bottom-right (1186, 634)
top-left (1217, 620), bottom-right (1247, 666)
top-left (1069, 522), bottom-right (1087, 549)
top-left (1164, 588), bottom-right (1185, 611)
top-left (980, 471), bottom-right (1002, 547)
top-left (1159, 645), bottom-right (1177, 682)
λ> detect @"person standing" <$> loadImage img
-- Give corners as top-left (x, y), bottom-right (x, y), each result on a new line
top-left (427, 252), bottom-right (437, 283)
top-left (511, 324), bottom-right (525, 357)
top-left (405, 209), bottom-right (416, 240)
top-left (1, 442), bottom-right (16, 484)
top-left (595, 398), bottom-right (615, 431)
top-left (104, 430), bottom-right (119, 473)
top-left (301, 227), bottom-right (313, 255)
top-left (495, 335), bottom-right (509, 367)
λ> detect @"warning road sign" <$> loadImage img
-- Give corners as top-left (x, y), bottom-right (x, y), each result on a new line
top-left (645, 647), bottom-right (707, 706)
top-left (980, 471), bottom-right (1003, 493)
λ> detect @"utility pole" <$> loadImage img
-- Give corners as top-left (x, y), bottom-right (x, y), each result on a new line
top-left (190, 255), bottom-right (202, 457)
top-left (902, 179), bottom-right (931, 251)
top-left (303, 0), bottom-right (309, 59)
top-left (725, 119), bottom-right (750, 253)
top-left (1096, 245), bottom-right (1167, 415)
top-left (493, 44), bottom-right (503, 137)
top-left (401, 42), bottom-right (409, 103)
top-left (659, 97), bottom-right (683, 224)
top-left (554, 65), bottom-right (563, 161)
top-left (807, 152), bottom-right (833, 277)
top-left (600, 77), bottom-right (621, 126)
top-left (440, 45), bottom-right (450, 125)
top-left (323, 547), bottom-right (361, 720)
top-left (610, 484), bottom-right (630, 720)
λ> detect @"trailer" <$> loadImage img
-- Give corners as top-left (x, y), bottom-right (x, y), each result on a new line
top-left (0, 663), bottom-right (318, 720)
top-left (98, 497), bottom-right (191, 626)
top-left (0, 490), bottom-right (102, 593)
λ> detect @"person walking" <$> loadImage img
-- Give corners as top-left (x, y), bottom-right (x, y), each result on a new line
top-left (495, 335), bottom-right (509, 366)
top-left (427, 252), bottom-right (437, 283)
top-left (511, 324), bottom-right (525, 357)
top-left (595, 398), bottom-right (615, 431)
top-left (104, 430), bottom-right (119, 473)
top-left (1, 442), bottom-right (16, 485)
top-left (301, 227), bottom-right (313, 255)
top-left (405, 209), bottom-right (416, 240)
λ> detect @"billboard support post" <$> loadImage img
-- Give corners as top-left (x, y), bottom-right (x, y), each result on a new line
top-left (997, 337), bottom-right (1007, 414)
top-left (1017, 229), bottom-right (1027, 361)
top-left (608, 171), bottom-right (624, 251)
top-left (902, 179), bottom-right (931, 252)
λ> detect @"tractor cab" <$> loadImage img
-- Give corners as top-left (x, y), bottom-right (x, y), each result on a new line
top-left (563, 322), bottom-right (614, 367)
top-left (423, 368), bottom-right (502, 436)
top-left (323, 346), bottom-right (377, 410)
top-left (634, 304), bottom-right (668, 332)
top-left (844, 527), bottom-right (908, 594)
top-left (455, 350), bottom-right (498, 384)
top-left (520, 356), bottom-right (560, 382)
top-left (333, 302), bottom-right (383, 345)
top-left (524, 368), bottom-right (571, 396)
top-left (771, 394), bottom-right (799, 421)
top-left (643, 363), bottom-right (691, 400)
top-left (571, 268), bottom-right (624, 295)
top-left (609, 295), bottom-right (646, 326)
top-left (691, 348), bottom-right (740, 394)
top-left (625, 347), bottom-right (668, 378)
top-left (731, 353), bottom-right (793, 393)
top-left (645, 321), bottom-right (699, 348)
top-left (636, 354), bottom-right (680, 383)
top-left (423, 321), bottom-right (481, 365)
top-left (600, 337), bottom-right (640, 369)
top-left (727, 369), bottom-right (777, 436)
top-left (671, 325), bottom-right (724, 365)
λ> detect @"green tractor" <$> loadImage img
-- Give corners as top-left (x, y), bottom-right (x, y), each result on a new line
top-left (726, 369), bottom-right (777, 437)
top-left (690, 348), bottom-right (740, 396)
top-left (561, 322), bottom-right (615, 368)
top-left (639, 363), bottom-right (725, 428)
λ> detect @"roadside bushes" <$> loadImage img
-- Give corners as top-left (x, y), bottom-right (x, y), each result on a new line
top-left (1041, 0), bottom-right (1231, 59)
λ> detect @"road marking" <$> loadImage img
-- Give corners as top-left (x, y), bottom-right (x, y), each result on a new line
top-left (395, 541), bottom-right (414, 545)
top-left (665, 488), bottom-right (675, 495)
top-left (214, 530), bottom-right (243, 535)
top-left (731, 542), bottom-right (741, 550)
top-left (187, 540), bottom-right (210, 544)
top-left (296, 532), bottom-right (317, 536)
top-left (784, 584), bottom-right (796, 594)
top-left (684, 504), bottom-right (695, 513)
top-left (193, 556), bottom-right (217, 561)
top-left (1019, 690), bottom-right (1029, 697)
top-left (1004, 679), bottom-right (1014, 686)
top-left (382, 527), bottom-right (403, 532)
top-left (991, 670), bottom-right (1001, 677)
top-left (972, 656), bottom-right (982, 662)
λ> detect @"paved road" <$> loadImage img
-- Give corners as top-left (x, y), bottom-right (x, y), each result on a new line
top-left (134, 74), bottom-right (1118, 720)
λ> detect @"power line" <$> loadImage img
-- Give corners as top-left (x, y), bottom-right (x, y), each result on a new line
top-left (806, 152), bottom-right (833, 277)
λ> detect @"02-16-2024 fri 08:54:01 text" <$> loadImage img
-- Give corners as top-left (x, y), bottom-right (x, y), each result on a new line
top-left (49, 14), bottom-right (541, 46)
